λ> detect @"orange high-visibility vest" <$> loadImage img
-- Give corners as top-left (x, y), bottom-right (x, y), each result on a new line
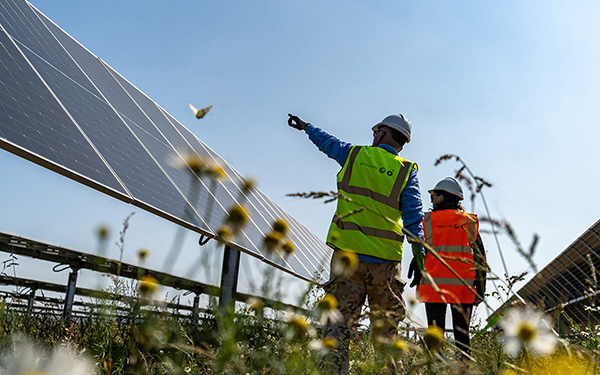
top-left (417, 210), bottom-right (479, 304)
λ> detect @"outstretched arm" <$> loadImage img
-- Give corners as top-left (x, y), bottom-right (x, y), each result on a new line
top-left (288, 113), bottom-right (353, 167)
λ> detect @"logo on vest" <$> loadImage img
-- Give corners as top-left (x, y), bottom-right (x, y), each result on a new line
top-left (378, 167), bottom-right (395, 177)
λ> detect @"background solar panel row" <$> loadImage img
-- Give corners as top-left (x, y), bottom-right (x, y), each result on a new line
top-left (0, 0), bottom-right (331, 282)
top-left (491, 219), bottom-right (600, 327)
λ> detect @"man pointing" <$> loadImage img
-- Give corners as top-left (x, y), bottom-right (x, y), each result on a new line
top-left (288, 113), bottom-right (424, 374)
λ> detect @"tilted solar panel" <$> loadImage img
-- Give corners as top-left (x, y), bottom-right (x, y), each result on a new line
top-left (0, 0), bottom-right (331, 282)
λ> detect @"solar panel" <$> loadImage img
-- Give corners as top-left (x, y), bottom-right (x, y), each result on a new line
top-left (491, 219), bottom-right (600, 326)
top-left (0, 0), bottom-right (331, 282)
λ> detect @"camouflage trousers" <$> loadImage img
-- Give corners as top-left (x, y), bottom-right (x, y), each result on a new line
top-left (322, 255), bottom-right (407, 375)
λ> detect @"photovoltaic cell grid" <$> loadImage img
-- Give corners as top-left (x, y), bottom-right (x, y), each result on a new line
top-left (0, 0), bottom-right (331, 282)
top-left (491, 219), bottom-right (600, 326)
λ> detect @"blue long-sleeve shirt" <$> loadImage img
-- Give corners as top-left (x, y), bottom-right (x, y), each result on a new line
top-left (305, 124), bottom-right (424, 262)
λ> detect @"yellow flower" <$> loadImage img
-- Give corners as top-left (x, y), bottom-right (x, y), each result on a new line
top-left (247, 297), bottom-right (264, 311)
top-left (281, 241), bottom-right (295, 256)
top-left (227, 205), bottom-right (249, 228)
top-left (286, 314), bottom-right (309, 340)
top-left (138, 275), bottom-right (159, 297)
top-left (499, 308), bottom-right (557, 357)
top-left (317, 294), bottom-right (338, 311)
top-left (390, 339), bottom-right (409, 355)
top-left (205, 165), bottom-right (225, 179)
top-left (322, 337), bottom-right (337, 350)
top-left (137, 248), bottom-right (149, 261)
top-left (242, 178), bottom-right (256, 192)
top-left (180, 154), bottom-right (208, 176)
top-left (97, 226), bottom-right (109, 240)
top-left (423, 326), bottom-right (445, 352)
top-left (216, 226), bottom-right (232, 242)
top-left (272, 219), bottom-right (289, 235)
top-left (332, 250), bottom-right (359, 277)
top-left (264, 231), bottom-right (283, 252)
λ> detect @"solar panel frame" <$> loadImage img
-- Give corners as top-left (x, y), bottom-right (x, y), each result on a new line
top-left (0, 0), bottom-right (334, 283)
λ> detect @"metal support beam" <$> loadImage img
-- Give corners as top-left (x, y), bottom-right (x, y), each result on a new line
top-left (219, 245), bottom-right (240, 313)
top-left (192, 294), bottom-right (200, 322)
top-left (27, 289), bottom-right (36, 317)
top-left (63, 268), bottom-right (79, 321)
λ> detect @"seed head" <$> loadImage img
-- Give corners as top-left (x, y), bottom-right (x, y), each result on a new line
top-left (423, 326), bottom-right (445, 352)
top-left (272, 219), bottom-right (289, 235)
top-left (247, 297), bottom-right (264, 311)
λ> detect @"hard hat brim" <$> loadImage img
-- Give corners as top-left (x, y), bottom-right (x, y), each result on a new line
top-left (428, 188), bottom-right (464, 200)
top-left (371, 123), bottom-right (411, 143)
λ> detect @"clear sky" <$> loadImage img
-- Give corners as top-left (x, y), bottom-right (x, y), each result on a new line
top-left (1, 0), bottom-right (599, 326)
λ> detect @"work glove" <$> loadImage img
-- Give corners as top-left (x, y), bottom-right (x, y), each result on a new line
top-left (287, 113), bottom-right (310, 131)
top-left (407, 257), bottom-right (422, 288)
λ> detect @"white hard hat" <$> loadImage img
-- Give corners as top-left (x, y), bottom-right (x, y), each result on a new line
top-left (372, 114), bottom-right (412, 143)
top-left (428, 177), bottom-right (464, 200)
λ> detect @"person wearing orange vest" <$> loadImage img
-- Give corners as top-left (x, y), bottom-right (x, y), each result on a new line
top-left (411, 177), bottom-right (486, 358)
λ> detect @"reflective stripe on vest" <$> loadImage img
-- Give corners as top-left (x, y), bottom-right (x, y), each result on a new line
top-left (418, 210), bottom-right (479, 304)
top-left (326, 146), bottom-right (415, 261)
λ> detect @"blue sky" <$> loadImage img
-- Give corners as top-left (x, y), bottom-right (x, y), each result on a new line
top-left (1, 0), bottom-right (599, 325)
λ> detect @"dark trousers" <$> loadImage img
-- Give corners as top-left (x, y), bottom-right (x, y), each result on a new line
top-left (425, 302), bottom-right (473, 357)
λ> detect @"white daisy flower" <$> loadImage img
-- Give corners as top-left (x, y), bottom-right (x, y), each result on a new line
top-left (499, 307), bottom-right (557, 357)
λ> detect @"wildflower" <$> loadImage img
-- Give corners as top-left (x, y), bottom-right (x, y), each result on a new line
top-left (389, 339), bottom-right (409, 356)
top-left (138, 275), bottom-right (159, 297)
top-left (315, 294), bottom-right (342, 324)
top-left (309, 337), bottom-right (337, 354)
top-left (264, 231), bottom-right (283, 252)
top-left (407, 294), bottom-right (418, 307)
top-left (498, 371), bottom-right (518, 375)
top-left (205, 164), bottom-right (225, 179)
top-left (137, 248), bottom-right (149, 261)
top-left (184, 367), bottom-right (191, 373)
top-left (242, 178), bottom-right (256, 192)
top-left (272, 219), bottom-right (289, 235)
top-left (499, 308), bottom-right (557, 357)
top-left (332, 250), bottom-right (359, 277)
top-left (97, 226), bottom-right (109, 240)
top-left (285, 314), bottom-right (314, 340)
top-left (247, 297), bottom-right (264, 312)
top-left (530, 353), bottom-right (588, 375)
top-left (172, 153), bottom-right (208, 176)
top-left (0, 336), bottom-right (94, 375)
top-left (281, 241), bottom-right (295, 256)
top-left (226, 205), bottom-right (250, 231)
top-left (423, 326), bottom-right (445, 352)
top-left (216, 226), bottom-right (232, 242)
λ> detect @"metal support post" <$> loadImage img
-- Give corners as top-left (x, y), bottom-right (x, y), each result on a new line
top-left (27, 289), bottom-right (36, 317)
top-left (219, 245), bottom-right (240, 313)
top-left (191, 294), bottom-right (200, 323)
top-left (63, 268), bottom-right (79, 322)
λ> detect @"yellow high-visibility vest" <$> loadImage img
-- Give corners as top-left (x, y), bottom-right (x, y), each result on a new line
top-left (326, 145), bottom-right (416, 261)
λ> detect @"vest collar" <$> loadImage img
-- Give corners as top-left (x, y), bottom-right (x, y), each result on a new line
top-left (377, 143), bottom-right (398, 155)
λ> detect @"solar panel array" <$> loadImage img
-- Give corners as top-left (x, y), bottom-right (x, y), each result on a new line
top-left (0, 0), bottom-right (331, 283)
top-left (492, 219), bottom-right (600, 327)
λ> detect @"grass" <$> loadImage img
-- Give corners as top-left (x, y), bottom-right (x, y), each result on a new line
top-left (1, 153), bottom-right (599, 374)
